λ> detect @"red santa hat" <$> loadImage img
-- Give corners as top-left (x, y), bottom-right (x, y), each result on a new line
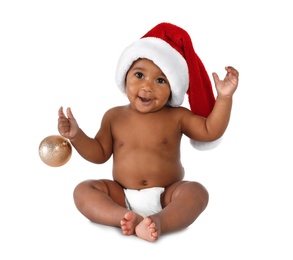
top-left (115, 22), bottom-right (221, 149)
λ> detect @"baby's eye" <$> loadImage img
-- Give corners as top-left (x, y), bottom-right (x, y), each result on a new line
top-left (157, 78), bottom-right (167, 84)
top-left (135, 72), bottom-right (144, 79)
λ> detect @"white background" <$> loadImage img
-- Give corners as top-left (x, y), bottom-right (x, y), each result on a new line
top-left (1, 0), bottom-right (292, 259)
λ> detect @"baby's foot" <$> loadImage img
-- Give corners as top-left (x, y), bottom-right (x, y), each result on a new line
top-left (120, 211), bottom-right (142, 236)
top-left (135, 217), bottom-right (160, 242)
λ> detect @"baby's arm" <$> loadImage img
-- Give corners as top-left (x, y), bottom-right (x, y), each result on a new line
top-left (181, 66), bottom-right (239, 141)
top-left (205, 66), bottom-right (239, 137)
top-left (58, 107), bottom-right (113, 164)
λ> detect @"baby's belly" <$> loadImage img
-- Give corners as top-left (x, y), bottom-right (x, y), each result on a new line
top-left (113, 160), bottom-right (184, 189)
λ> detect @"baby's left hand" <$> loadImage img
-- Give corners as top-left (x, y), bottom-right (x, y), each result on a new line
top-left (212, 66), bottom-right (239, 97)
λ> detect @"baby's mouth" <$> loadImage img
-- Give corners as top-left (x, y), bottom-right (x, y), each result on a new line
top-left (139, 96), bottom-right (152, 103)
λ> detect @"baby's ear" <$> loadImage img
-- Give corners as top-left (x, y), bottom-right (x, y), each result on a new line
top-left (190, 137), bottom-right (222, 151)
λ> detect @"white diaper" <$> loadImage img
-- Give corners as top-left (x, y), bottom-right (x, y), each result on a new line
top-left (124, 187), bottom-right (165, 217)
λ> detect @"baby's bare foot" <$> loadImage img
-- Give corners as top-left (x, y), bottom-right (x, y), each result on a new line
top-left (120, 211), bottom-right (142, 235)
top-left (135, 217), bottom-right (160, 242)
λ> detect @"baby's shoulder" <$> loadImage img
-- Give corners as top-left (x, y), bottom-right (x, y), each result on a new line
top-left (167, 106), bottom-right (192, 117)
top-left (103, 105), bottom-right (128, 118)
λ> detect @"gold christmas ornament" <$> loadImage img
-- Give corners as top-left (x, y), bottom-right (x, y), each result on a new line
top-left (39, 135), bottom-right (72, 167)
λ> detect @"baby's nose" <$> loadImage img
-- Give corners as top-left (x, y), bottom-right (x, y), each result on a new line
top-left (141, 81), bottom-right (154, 91)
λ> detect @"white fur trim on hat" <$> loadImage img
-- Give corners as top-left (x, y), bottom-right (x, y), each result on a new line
top-left (190, 137), bottom-right (223, 151)
top-left (115, 37), bottom-right (189, 107)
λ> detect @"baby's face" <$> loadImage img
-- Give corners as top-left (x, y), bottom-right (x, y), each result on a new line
top-left (125, 58), bottom-right (171, 113)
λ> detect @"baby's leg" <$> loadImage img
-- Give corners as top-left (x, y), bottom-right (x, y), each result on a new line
top-left (73, 179), bottom-right (128, 227)
top-left (145, 181), bottom-right (208, 237)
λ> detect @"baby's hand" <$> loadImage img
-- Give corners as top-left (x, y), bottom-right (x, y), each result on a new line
top-left (212, 66), bottom-right (239, 97)
top-left (58, 107), bottom-right (79, 140)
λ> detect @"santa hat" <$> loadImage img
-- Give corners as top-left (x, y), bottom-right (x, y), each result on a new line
top-left (115, 22), bottom-right (221, 150)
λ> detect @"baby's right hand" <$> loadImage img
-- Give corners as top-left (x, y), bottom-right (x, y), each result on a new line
top-left (58, 106), bottom-right (79, 140)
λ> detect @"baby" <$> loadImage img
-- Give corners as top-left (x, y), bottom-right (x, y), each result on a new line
top-left (58, 23), bottom-right (239, 242)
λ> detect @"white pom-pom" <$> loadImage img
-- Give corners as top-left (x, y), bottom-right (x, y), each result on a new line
top-left (190, 137), bottom-right (223, 151)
